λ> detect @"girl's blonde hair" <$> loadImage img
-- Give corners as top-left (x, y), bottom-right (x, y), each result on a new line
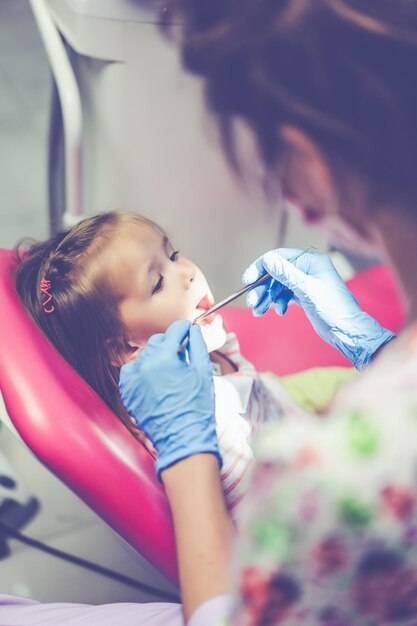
top-left (15, 210), bottom-right (163, 444)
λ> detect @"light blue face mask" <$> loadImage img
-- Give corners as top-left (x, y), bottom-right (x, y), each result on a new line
top-left (317, 213), bottom-right (384, 261)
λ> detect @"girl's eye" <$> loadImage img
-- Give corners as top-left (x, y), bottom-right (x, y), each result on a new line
top-left (152, 276), bottom-right (164, 294)
top-left (152, 251), bottom-right (179, 294)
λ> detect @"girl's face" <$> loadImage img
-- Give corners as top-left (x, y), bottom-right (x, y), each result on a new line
top-left (105, 219), bottom-right (226, 356)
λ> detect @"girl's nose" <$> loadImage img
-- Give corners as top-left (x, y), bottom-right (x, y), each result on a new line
top-left (181, 263), bottom-right (195, 287)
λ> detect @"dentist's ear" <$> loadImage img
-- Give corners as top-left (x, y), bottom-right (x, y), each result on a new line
top-left (279, 125), bottom-right (336, 208)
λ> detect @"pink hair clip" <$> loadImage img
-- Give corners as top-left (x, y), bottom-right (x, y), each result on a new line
top-left (40, 278), bottom-right (55, 314)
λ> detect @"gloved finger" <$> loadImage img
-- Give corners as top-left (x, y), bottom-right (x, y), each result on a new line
top-left (163, 319), bottom-right (192, 350)
top-left (188, 324), bottom-right (212, 368)
top-left (261, 250), bottom-right (310, 301)
top-left (146, 332), bottom-right (166, 348)
top-left (248, 280), bottom-right (292, 315)
top-left (272, 287), bottom-right (293, 315)
top-left (242, 256), bottom-right (268, 285)
top-left (252, 290), bottom-right (273, 317)
top-left (243, 248), bottom-right (307, 285)
top-left (268, 279), bottom-right (291, 302)
top-left (246, 282), bottom-right (271, 313)
top-left (246, 284), bottom-right (269, 308)
top-left (119, 359), bottom-right (136, 382)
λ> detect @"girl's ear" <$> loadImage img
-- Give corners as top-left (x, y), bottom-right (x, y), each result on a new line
top-left (107, 339), bottom-right (145, 367)
top-left (124, 343), bottom-right (143, 364)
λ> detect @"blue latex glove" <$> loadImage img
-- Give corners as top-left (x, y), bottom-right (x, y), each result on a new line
top-left (242, 248), bottom-right (395, 371)
top-left (119, 320), bottom-right (221, 480)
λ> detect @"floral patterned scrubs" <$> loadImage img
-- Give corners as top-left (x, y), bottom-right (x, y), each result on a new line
top-left (229, 325), bottom-right (417, 625)
top-left (3, 330), bottom-right (416, 626)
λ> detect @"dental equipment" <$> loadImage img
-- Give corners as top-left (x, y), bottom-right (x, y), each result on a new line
top-left (194, 274), bottom-right (270, 325)
top-left (178, 248), bottom-right (313, 355)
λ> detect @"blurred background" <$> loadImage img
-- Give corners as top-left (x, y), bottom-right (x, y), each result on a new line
top-left (0, 0), bottom-right (49, 248)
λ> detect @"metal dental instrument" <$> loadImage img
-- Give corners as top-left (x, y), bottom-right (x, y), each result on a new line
top-left (178, 247), bottom-right (313, 356)
top-left (193, 274), bottom-right (270, 326)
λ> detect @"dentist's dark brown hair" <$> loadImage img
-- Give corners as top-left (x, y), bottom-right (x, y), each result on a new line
top-left (166, 0), bottom-right (417, 213)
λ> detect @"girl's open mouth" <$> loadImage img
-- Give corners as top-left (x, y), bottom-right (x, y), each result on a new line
top-left (194, 295), bottom-right (219, 325)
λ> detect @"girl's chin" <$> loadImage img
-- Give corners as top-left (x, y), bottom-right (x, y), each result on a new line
top-left (200, 314), bottom-right (227, 353)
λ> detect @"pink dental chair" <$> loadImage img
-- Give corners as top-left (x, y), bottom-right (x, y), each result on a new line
top-left (0, 249), bottom-right (404, 586)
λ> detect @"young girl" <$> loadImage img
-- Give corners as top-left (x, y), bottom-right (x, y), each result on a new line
top-left (15, 210), bottom-right (283, 517)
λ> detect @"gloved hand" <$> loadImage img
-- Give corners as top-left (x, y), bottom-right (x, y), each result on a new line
top-left (119, 320), bottom-right (221, 480)
top-left (242, 248), bottom-right (395, 371)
